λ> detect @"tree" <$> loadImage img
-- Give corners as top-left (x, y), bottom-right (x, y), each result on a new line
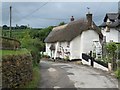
top-left (20, 25), bottom-right (27, 29)
top-left (58, 22), bottom-right (65, 26)
top-left (2, 25), bottom-right (9, 30)
top-left (21, 31), bottom-right (44, 66)
top-left (105, 42), bottom-right (117, 70)
top-left (118, 44), bottom-right (120, 59)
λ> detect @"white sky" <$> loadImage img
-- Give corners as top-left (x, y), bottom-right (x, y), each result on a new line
top-left (2, 2), bottom-right (118, 28)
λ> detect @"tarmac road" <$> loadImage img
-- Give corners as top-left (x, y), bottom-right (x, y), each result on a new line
top-left (39, 59), bottom-right (118, 89)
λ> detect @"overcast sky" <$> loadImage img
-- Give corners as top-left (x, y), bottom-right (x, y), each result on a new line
top-left (2, 2), bottom-right (118, 28)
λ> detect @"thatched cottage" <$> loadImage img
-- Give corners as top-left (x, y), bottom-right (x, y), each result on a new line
top-left (44, 13), bottom-right (103, 60)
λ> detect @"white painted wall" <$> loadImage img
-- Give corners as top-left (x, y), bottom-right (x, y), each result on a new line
top-left (119, 31), bottom-right (120, 42)
top-left (102, 28), bottom-right (119, 42)
top-left (54, 42), bottom-right (59, 59)
top-left (70, 35), bottom-right (81, 60)
top-left (46, 43), bottom-right (56, 57)
top-left (53, 42), bottom-right (71, 59)
top-left (101, 18), bottom-right (120, 43)
top-left (45, 43), bottom-right (51, 57)
top-left (80, 30), bottom-right (100, 58)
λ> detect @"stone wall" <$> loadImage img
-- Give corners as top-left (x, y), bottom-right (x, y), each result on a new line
top-left (2, 54), bottom-right (33, 88)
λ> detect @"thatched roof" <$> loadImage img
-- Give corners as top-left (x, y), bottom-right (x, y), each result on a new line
top-left (44, 19), bottom-right (103, 43)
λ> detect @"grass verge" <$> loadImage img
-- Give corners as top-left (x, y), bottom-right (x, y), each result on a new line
top-left (1, 48), bottom-right (30, 56)
top-left (23, 66), bottom-right (40, 88)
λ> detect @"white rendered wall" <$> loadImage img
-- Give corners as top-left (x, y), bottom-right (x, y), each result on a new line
top-left (102, 18), bottom-right (120, 43)
top-left (52, 42), bottom-right (71, 59)
top-left (119, 31), bottom-right (120, 42)
top-left (80, 30), bottom-right (99, 58)
top-left (60, 42), bottom-right (67, 59)
top-left (46, 43), bottom-right (56, 57)
top-left (102, 28), bottom-right (119, 42)
top-left (46, 43), bottom-right (51, 57)
top-left (54, 42), bottom-right (59, 59)
top-left (70, 35), bottom-right (81, 60)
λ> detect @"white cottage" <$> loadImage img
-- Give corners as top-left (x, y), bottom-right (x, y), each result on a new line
top-left (44, 13), bottom-right (103, 60)
top-left (100, 13), bottom-right (120, 43)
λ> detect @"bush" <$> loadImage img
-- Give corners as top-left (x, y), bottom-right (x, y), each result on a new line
top-left (115, 69), bottom-right (120, 79)
top-left (21, 31), bottom-right (44, 66)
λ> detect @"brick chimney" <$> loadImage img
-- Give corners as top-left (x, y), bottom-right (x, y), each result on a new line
top-left (86, 13), bottom-right (92, 28)
top-left (70, 16), bottom-right (74, 21)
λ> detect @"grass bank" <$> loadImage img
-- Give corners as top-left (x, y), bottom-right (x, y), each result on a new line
top-left (1, 48), bottom-right (30, 56)
top-left (23, 66), bottom-right (40, 88)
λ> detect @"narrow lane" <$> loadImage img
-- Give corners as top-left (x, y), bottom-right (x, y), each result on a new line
top-left (39, 60), bottom-right (75, 88)
top-left (39, 59), bottom-right (118, 89)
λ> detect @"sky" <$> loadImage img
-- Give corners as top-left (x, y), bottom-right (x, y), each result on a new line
top-left (2, 2), bottom-right (118, 28)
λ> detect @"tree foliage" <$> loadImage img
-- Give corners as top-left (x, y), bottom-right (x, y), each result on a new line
top-left (105, 42), bottom-right (117, 70)
top-left (105, 42), bottom-right (117, 54)
top-left (29, 26), bottom-right (53, 41)
top-left (21, 30), bottom-right (44, 66)
top-left (58, 22), bottom-right (65, 26)
top-left (2, 25), bottom-right (54, 66)
top-left (2, 24), bottom-right (28, 30)
top-left (2, 25), bottom-right (9, 30)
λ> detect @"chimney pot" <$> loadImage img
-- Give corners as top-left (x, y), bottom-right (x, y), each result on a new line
top-left (70, 16), bottom-right (74, 21)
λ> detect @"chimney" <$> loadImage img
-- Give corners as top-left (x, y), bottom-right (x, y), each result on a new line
top-left (70, 16), bottom-right (74, 21)
top-left (86, 13), bottom-right (92, 28)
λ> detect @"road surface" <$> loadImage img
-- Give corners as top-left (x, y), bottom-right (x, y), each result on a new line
top-left (39, 59), bottom-right (118, 89)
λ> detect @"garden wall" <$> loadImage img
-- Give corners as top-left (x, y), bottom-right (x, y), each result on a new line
top-left (2, 54), bottom-right (33, 88)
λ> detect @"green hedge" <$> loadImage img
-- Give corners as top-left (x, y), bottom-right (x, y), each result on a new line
top-left (2, 53), bottom-right (33, 88)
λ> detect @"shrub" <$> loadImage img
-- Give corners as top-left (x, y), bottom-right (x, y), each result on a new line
top-left (21, 31), bottom-right (44, 66)
top-left (115, 69), bottom-right (120, 79)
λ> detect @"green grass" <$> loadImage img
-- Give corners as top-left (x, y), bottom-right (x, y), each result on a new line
top-left (23, 66), bottom-right (40, 88)
top-left (1, 48), bottom-right (30, 56)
